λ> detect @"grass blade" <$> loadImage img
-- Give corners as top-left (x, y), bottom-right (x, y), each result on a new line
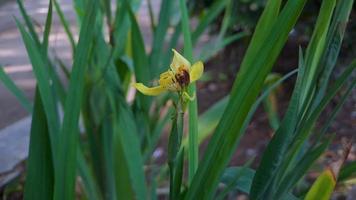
top-left (77, 147), bottom-right (103, 200)
top-left (127, 4), bottom-right (151, 112)
top-left (338, 161), bottom-right (356, 182)
top-left (299, 0), bottom-right (336, 106)
top-left (16, 19), bottom-right (60, 155)
top-left (304, 169), bottom-right (336, 200)
top-left (53, 0), bottom-right (76, 53)
top-left (17, 0), bottom-right (41, 46)
top-left (191, 0), bottom-right (228, 45)
top-left (185, 0), bottom-right (307, 198)
top-left (179, 0), bottom-right (199, 183)
top-left (285, 62), bottom-right (355, 176)
top-left (275, 136), bottom-right (333, 198)
top-left (54, 1), bottom-right (98, 199)
top-left (249, 2), bottom-right (338, 192)
top-left (42, 0), bottom-right (53, 52)
top-left (149, 0), bottom-right (173, 74)
top-left (216, 158), bottom-right (254, 200)
top-left (24, 89), bottom-right (54, 200)
top-left (112, 98), bottom-right (147, 200)
top-left (314, 0), bottom-right (354, 104)
top-left (0, 67), bottom-right (32, 113)
top-left (183, 68), bottom-right (297, 150)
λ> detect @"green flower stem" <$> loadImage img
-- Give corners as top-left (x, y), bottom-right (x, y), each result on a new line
top-left (168, 99), bottom-right (185, 200)
top-left (179, 0), bottom-right (198, 184)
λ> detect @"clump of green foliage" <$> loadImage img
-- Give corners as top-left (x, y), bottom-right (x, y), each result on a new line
top-left (0, 0), bottom-right (354, 199)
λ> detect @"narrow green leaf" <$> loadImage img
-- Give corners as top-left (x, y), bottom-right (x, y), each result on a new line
top-left (300, 0), bottom-right (336, 106)
top-left (241, 0), bottom-right (282, 71)
top-left (161, 22), bottom-right (181, 71)
top-left (112, 98), bottom-right (147, 200)
top-left (53, 0), bottom-right (76, 53)
top-left (42, 0), bottom-right (53, 52)
top-left (127, 3), bottom-right (151, 114)
top-left (0, 67), bottom-right (32, 113)
top-left (250, 49), bottom-right (305, 199)
top-left (54, 1), bottom-right (98, 199)
top-left (220, 167), bottom-right (255, 195)
top-left (314, 0), bottom-right (354, 105)
top-left (185, 0), bottom-right (307, 198)
top-left (143, 108), bottom-right (172, 161)
top-left (24, 89), bottom-right (54, 200)
top-left (101, 0), bottom-right (112, 26)
top-left (285, 62), bottom-right (355, 177)
top-left (313, 66), bottom-right (355, 144)
top-left (304, 169), bottom-right (336, 200)
top-left (179, 0), bottom-right (198, 183)
top-left (191, 0), bottom-right (228, 44)
top-left (275, 136), bottom-right (333, 199)
top-left (183, 68), bottom-right (297, 150)
top-left (173, 149), bottom-right (185, 199)
top-left (168, 109), bottom-right (184, 200)
top-left (77, 147), bottom-right (103, 200)
top-left (16, 19), bottom-right (60, 156)
top-left (149, 0), bottom-right (173, 74)
top-left (200, 32), bottom-right (248, 62)
top-left (338, 161), bottom-right (356, 182)
top-left (217, 159), bottom-right (254, 200)
top-left (17, 0), bottom-right (41, 46)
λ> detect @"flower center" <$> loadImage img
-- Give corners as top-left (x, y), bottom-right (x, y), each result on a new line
top-left (175, 67), bottom-right (190, 88)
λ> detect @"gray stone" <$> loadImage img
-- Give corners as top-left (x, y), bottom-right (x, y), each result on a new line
top-left (0, 116), bottom-right (30, 174)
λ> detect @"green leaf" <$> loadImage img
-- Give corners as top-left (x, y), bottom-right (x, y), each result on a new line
top-left (275, 136), bottom-right (333, 199)
top-left (127, 4), bottom-right (151, 112)
top-left (53, 0), bottom-right (76, 54)
top-left (200, 32), bottom-right (248, 62)
top-left (217, 158), bottom-right (255, 200)
top-left (42, 0), bottom-right (53, 52)
top-left (179, 0), bottom-right (199, 183)
top-left (284, 62), bottom-right (355, 180)
top-left (299, 0), bottom-right (336, 107)
top-left (220, 167), bottom-right (255, 194)
top-left (304, 169), bottom-right (336, 200)
top-left (0, 67), bottom-right (32, 113)
top-left (251, 1), bottom-right (333, 192)
top-left (338, 161), bottom-right (356, 182)
top-left (16, 19), bottom-right (60, 156)
top-left (143, 108), bottom-right (172, 161)
top-left (314, 0), bottom-right (354, 105)
top-left (173, 149), bottom-right (185, 200)
top-left (183, 68), bottom-right (298, 150)
top-left (24, 89), bottom-right (54, 200)
top-left (191, 0), bottom-right (229, 44)
top-left (17, 0), bottom-right (41, 46)
top-left (77, 147), bottom-right (103, 200)
top-left (54, 0), bottom-right (98, 199)
top-left (149, 0), bottom-right (173, 74)
top-left (112, 98), bottom-right (147, 200)
top-left (185, 0), bottom-right (307, 198)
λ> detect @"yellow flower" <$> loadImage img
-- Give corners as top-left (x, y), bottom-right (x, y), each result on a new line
top-left (134, 49), bottom-right (204, 96)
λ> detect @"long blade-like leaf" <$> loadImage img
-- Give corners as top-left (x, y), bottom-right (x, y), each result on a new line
top-left (0, 67), bottom-right (32, 113)
top-left (24, 89), bottom-right (54, 200)
top-left (54, 1), bottom-right (98, 199)
top-left (179, 0), bottom-right (199, 183)
top-left (185, 0), bottom-right (306, 198)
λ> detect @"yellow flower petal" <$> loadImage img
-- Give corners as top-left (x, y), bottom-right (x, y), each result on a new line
top-left (189, 61), bottom-right (204, 83)
top-left (159, 70), bottom-right (179, 91)
top-left (170, 49), bottom-right (191, 72)
top-left (133, 83), bottom-right (167, 96)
